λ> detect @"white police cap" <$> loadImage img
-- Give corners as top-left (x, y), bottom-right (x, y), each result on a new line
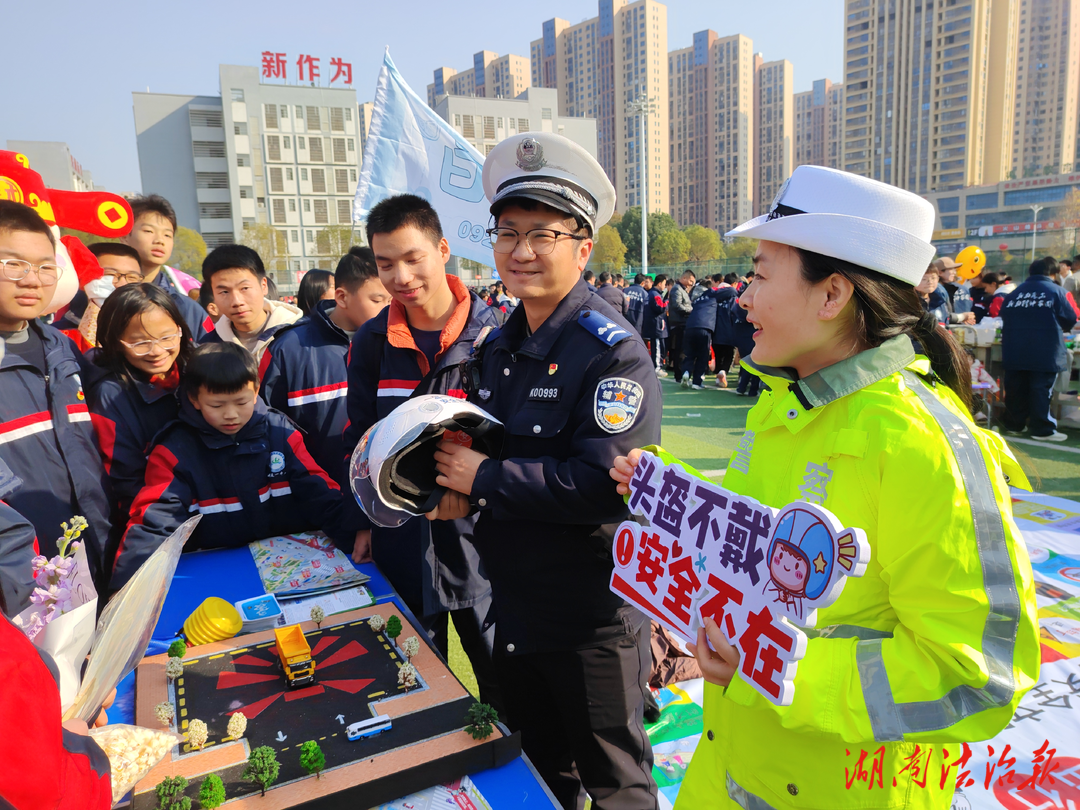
top-left (482, 132), bottom-right (616, 234)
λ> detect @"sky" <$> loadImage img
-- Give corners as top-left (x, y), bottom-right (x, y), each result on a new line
top-left (1, 0), bottom-right (842, 194)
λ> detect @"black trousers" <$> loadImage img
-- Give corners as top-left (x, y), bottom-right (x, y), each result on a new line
top-left (712, 344), bottom-right (735, 376)
top-left (736, 367), bottom-right (760, 395)
top-left (668, 325), bottom-right (686, 378)
top-left (493, 627), bottom-right (658, 810)
top-left (683, 327), bottom-right (712, 385)
top-left (1002, 368), bottom-right (1059, 437)
top-left (419, 597), bottom-right (505, 718)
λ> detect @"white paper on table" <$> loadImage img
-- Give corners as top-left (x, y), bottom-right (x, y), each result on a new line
top-left (277, 586), bottom-right (376, 625)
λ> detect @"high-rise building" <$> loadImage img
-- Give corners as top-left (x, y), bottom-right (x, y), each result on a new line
top-left (841, 0), bottom-right (1018, 193)
top-left (668, 31), bottom-right (755, 233)
top-left (794, 79), bottom-right (844, 170)
top-left (427, 52), bottom-right (530, 107)
top-left (532, 0), bottom-right (669, 216)
top-left (133, 65), bottom-right (364, 290)
top-left (5, 141), bottom-right (96, 192)
top-left (357, 101), bottom-right (374, 160)
top-left (1012, 0), bottom-right (1080, 177)
top-left (754, 56), bottom-right (794, 215)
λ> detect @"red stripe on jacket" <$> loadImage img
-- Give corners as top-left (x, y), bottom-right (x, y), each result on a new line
top-left (115, 445), bottom-right (180, 568)
top-left (89, 414), bottom-right (117, 475)
top-left (287, 430), bottom-right (339, 491)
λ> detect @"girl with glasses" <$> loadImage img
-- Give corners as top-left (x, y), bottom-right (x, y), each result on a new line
top-left (88, 283), bottom-right (193, 527)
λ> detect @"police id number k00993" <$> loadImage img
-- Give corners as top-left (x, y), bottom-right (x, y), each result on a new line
top-left (528, 386), bottom-right (561, 402)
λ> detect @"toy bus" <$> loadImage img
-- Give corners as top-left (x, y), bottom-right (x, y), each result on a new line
top-left (346, 714), bottom-right (393, 741)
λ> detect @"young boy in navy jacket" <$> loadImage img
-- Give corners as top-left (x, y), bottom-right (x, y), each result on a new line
top-left (0, 201), bottom-right (114, 583)
top-left (112, 343), bottom-right (354, 589)
top-left (260, 246), bottom-right (389, 482)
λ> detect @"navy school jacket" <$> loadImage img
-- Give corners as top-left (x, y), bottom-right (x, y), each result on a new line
top-left (624, 283), bottom-right (650, 337)
top-left (260, 299), bottom-right (350, 484)
top-left (685, 286), bottom-right (723, 332)
top-left (112, 393), bottom-right (348, 590)
top-left (0, 321), bottom-right (113, 583)
top-left (341, 275), bottom-right (497, 616)
top-left (1000, 274), bottom-right (1078, 372)
top-left (86, 372), bottom-right (180, 527)
top-left (596, 282), bottom-right (629, 316)
top-left (710, 286), bottom-right (739, 345)
top-left (0, 459), bottom-right (38, 617)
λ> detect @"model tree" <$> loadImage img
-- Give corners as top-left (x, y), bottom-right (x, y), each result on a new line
top-left (154, 701), bottom-right (175, 726)
top-left (167, 639), bottom-right (187, 659)
top-left (243, 746), bottom-right (280, 797)
top-left (465, 703), bottom-right (500, 740)
top-left (154, 775), bottom-right (190, 810)
top-left (385, 615), bottom-right (402, 641)
top-left (401, 635), bottom-right (420, 661)
top-left (187, 719), bottom-right (208, 750)
top-left (367, 613), bottom-right (385, 632)
top-left (166, 657), bottom-right (184, 681)
top-left (197, 774), bottom-right (226, 809)
top-left (227, 711), bottom-right (248, 740)
top-left (299, 740), bottom-right (326, 780)
top-left (309, 605), bottom-right (325, 628)
top-left (397, 662), bottom-right (418, 691)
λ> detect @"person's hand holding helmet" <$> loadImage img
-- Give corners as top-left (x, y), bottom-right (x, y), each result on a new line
top-left (431, 438), bottom-right (488, 520)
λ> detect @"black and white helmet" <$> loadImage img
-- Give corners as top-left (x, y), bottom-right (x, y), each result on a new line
top-left (349, 395), bottom-right (504, 527)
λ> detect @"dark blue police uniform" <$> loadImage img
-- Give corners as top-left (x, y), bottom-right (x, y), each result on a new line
top-left (468, 277), bottom-right (661, 810)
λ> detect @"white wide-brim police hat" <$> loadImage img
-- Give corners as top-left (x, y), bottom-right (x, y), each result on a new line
top-left (482, 132), bottom-right (616, 234)
top-left (726, 165), bottom-right (937, 287)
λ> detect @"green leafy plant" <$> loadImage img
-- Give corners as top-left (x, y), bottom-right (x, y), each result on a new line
top-left (197, 774), bottom-right (225, 809)
top-left (299, 740), bottom-right (326, 779)
top-left (465, 702), bottom-right (500, 740)
top-left (243, 746), bottom-right (280, 797)
top-left (167, 639), bottom-right (187, 659)
top-left (385, 615), bottom-right (402, 640)
top-left (155, 775), bottom-right (190, 810)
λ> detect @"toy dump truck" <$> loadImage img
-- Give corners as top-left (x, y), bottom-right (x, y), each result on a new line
top-left (274, 625), bottom-right (315, 687)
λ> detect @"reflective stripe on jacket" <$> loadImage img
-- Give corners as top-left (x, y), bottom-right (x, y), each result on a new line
top-left (675, 335), bottom-right (1039, 810)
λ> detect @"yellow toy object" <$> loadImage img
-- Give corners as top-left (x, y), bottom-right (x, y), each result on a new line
top-left (183, 597), bottom-right (242, 646)
top-left (955, 245), bottom-right (986, 280)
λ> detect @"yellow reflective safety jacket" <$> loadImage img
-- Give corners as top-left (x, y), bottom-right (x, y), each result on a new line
top-left (675, 336), bottom-right (1040, 810)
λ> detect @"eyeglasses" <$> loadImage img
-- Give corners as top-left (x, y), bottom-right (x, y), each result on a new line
top-left (485, 227), bottom-right (586, 256)
top-left (104, 271), bottom-right (144, 285)
top-left (120, 332), bottom-right (182, 356)
top-left (0, 259), bottom-right (64, 285)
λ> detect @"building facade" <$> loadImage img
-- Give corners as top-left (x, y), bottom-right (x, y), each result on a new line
top-left (754, 57), bottom-right (794, 215)
top-left (532, 0), bottom-right (669, 217)
top-left (434, 87), bottom-right (597, 159)
top-left (6, 140), bottom-right (95, 192)
top-left (794, 78), bottom-right (844, 170)
top-left (668, 31), bottom-right (755, 233)
top-left (841, 0), bottom-right (1018, 193)
top-left (1012, 0), bottom-right (1080, 178)
top-left (428, 52), bottom-right (530, 107)
top-left (133, 65), bottom-right (364, 289)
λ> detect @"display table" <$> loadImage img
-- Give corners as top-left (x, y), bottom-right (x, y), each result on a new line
top-left (111, 547), bottom-right (559, 809)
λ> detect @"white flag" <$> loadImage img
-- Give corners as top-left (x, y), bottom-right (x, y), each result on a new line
top-left (354, 50), bottom-right (494, 267)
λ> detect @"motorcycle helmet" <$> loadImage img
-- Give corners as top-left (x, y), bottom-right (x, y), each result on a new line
top-left (350, 395), bottom-right (504, 527)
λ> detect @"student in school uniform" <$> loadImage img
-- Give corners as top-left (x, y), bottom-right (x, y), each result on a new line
top-left (87, 284), bottom-right (193, 528)
top-left (111, 343), bottom-right (356, 590)
top-left (260, 246), bottom-right (390, 481)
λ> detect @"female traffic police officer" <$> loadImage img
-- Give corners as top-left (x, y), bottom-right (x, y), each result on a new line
top-left (612, 165), bottom-right (1040, 809)
top-left (431, 133), bottom-right (661, 810)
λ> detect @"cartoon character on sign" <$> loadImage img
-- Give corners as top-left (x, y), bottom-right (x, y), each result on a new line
top-left (764, 505), bottom-right (865, 622)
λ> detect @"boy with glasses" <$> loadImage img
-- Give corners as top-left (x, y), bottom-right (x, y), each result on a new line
top-left (0, 201), bottom-right (114, 584)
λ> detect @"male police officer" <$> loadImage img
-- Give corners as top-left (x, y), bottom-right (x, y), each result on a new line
top-left (431, 133), bottom-right (661, 810)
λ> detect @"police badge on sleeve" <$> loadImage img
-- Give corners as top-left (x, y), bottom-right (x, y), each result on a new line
top-left (595, 378), bottom-right (644, 433)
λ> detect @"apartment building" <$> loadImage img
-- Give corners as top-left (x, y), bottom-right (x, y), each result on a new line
top-left (428, 52), bottom-right (530, 107)
top-left (5, 140), bottom-right (96, 192)
top-left (133, 65), bottom-right (364, 289)
top-left (841, 0), bottom-right (1017, 193)
top-left (1012, 0), bottom-right (1080, 177)
top-left (668, 31), bottom-right (755, 233)
top-left (794, 78), bottom-right (844, 170)
top-left (532, 0), bottom-right (669, 216)
top-left (754, 57), bottom-right (794, 215)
